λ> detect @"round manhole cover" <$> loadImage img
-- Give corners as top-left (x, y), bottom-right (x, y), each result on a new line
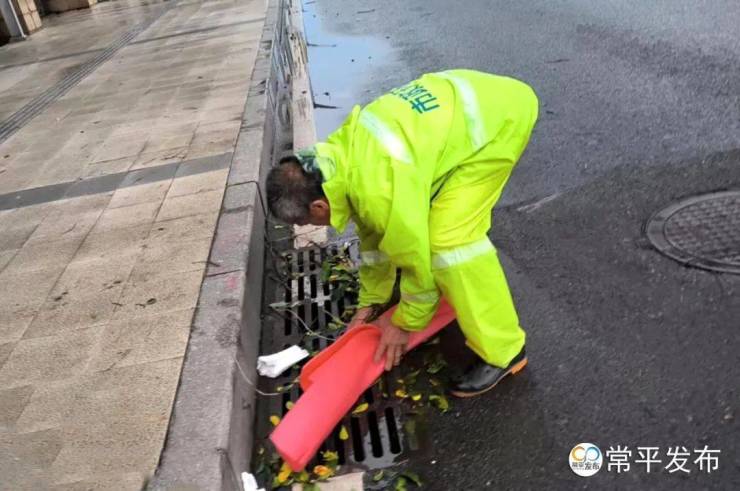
top-left (646, 191), bottom-right (740, 274)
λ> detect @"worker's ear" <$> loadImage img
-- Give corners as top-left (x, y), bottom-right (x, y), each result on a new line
top-left (309, 198), bottom-right (329, 213)
top-left (308, 198), bottom-right (331, 225)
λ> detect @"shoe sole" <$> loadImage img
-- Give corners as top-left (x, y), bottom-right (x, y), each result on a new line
top-left (449, 357), bottom-right (528, 399)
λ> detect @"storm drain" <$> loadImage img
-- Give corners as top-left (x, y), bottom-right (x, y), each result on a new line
top-left (646, 191), bottom-right (740, 274)
top-left (255, 244), bottom-right (407, 472)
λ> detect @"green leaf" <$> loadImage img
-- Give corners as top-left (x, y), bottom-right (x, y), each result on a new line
top-left (372, 470), bottom-right (385, 482)
top-left (429, 394), bottom-right (450, 412)
top-left (400, 471), bottom-right (423, 487)
top-left (426, 353), bottom-right (447, 374)
top-left (394, 476), bottom-right (408, 491)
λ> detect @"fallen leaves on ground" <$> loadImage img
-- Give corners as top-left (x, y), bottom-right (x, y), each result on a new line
top-left (352, 402), bottom-right (369, 414)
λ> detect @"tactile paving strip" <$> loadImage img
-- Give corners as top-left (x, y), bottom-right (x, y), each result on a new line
top-left (646, 191), bottom-right (740, 274)
top-left (0, 0), bottom-right (175, 144)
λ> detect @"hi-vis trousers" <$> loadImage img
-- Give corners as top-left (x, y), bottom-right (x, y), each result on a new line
top-left (429, 95), bottom-right (538, 367)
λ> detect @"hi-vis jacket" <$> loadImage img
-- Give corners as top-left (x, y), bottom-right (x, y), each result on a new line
top-left (311, 70), bottom-right (538, 331)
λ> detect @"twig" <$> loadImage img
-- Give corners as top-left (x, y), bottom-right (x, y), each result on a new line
top-left (234, 355), bottom-right (297, 397)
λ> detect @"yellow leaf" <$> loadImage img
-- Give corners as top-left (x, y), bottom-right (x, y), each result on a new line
top-left (352, 402), bottom-right (369, 414)
top-left (322, 450), bottom-right (339, 463)
top-left (339, 425), bottom-right (349, 440)
top-left (285, 401), bottom-right (295, 410)
top-left (269, 415), bottom-right (281, 426)
top-left (277, 462), bottom-right (292, 483)
top-left (313, 464), bottom-right (334, 479)
top-left (394, 389), bottom-right (408, 399)
top-left (411, 393), bottom-right (422, 401)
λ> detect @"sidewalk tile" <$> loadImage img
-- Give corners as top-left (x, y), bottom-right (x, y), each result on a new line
top-left (142, 123), bottom-right (198, 153)
top-left (156, 189), bottom-right (223, 221)
top-left (82, 156), bottom-right (136, 179)
top-left (93, 201), bottom-right (160, 232)
top-left (167, 168), bottom-right (229, 197)
top-left (26, 210), bottom-right (103, 245)
top-left (89, 136), bottom-right (147, 163)
top-left (112, 270), bottom-right (203, 320)
top-left (130, 146), bottom-right (188, 170)
top-left (0, 342), bottom-right (15, 370)
top-left (0, 428), bottom-right (63, 471)
top-left (0, 310), bottom-right (36, 344)
top-left (49, 258), bottom-right (132, 304)
top-left (49, 358), bottom-right (182, 484)
top-left (0, 328), bottom-right (100, 389)
top-left (0, 225), bottom-right (35, 252)
top-left (24, 293), bottom-right (119, 339)
top-left (107, 180), bottom-right (172, 209)
top-left (0, 385), bottom-right (34, 430)
top-left (0, 268), bottom-right (64, 315)
top-left (130, 237), bottom-right (211, 282)
top-left (50, 473), bottom-right (146, 491)
top-left (73, 223), bottom-right (150, 263)
top-left (148, 213), bottom-right (219, 242)
top-left (0, 249), bottom-right (17, 271)
top-left (87, 309), bottom-right (193, 372)
top-left (3, 238), bottom-right (83, 274)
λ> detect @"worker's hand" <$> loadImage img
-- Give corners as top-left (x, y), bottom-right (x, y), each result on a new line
top-left (372, 316), bottom-right (410, 371)
top-left (348, 306), bottom-right (373, 329)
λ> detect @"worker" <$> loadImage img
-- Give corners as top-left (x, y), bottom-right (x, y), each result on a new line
top-left (266, 69), bottom-right (538, 397)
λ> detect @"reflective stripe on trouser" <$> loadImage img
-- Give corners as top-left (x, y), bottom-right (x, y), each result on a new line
top-left (428, 105), bottom-right (536, 367)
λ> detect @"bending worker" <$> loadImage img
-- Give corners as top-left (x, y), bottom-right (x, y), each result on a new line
top-left (267, 69), bottom-right (538, 397)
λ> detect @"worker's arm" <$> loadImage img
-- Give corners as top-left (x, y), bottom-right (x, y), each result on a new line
top-left (356, 224), bottom-right (396, 308)
top-left (378, 161), bottom-right (440, 332)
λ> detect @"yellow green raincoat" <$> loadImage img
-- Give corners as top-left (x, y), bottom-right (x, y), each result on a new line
top-left (312, 69), bottom-right (538, 367)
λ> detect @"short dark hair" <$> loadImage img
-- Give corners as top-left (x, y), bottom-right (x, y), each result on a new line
top-left (266, 155), bottom-right (325, 224)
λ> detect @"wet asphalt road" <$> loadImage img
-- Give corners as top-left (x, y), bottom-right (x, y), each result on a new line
top-left (302, 0), bottom-right (740, 489)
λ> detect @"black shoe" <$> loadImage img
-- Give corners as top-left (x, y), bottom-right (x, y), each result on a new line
top-left (449, 348), bottom-right (528, 398)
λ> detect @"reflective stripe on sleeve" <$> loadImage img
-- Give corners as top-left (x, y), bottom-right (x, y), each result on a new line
top-left (401, 290), bottom-right (440, 304)
top-left (358, 110), bottom-right (413, 164)
top-left (434, 72), bottom-right (487, 150)
top-left (431, 238), bottom-right (494, 270)
top-left (360, 250), bottom-right (390, 266)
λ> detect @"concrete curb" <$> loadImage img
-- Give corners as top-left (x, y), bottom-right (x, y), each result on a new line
top-left (287, 0), bottom-right (327, 248)
top-left (147, 0), bottom-right (283, 489)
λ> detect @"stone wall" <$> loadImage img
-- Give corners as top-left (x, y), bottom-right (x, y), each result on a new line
top-left (12, 0), bottom-right (42, 33)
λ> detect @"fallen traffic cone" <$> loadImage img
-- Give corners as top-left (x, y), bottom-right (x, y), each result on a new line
top-left (270, 299), bottom-right (456, 471)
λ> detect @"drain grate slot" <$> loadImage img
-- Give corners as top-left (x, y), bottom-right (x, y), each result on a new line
top-left (255, 244), bottom-right (408, 474)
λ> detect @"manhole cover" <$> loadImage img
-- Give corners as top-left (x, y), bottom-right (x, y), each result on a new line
top-left (646, 191), bottom-right (740, 274)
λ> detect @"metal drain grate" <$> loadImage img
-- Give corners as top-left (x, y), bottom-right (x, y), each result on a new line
top-left (0, 0), bottom-right (175, 144)
top-left (255, 244), bottom-right (408, 472)
top-left (646, 191), bottom-right (740, 274)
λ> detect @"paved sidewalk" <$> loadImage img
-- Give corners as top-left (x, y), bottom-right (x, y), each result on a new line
top-left (0, 0), bottom-right (266, 488)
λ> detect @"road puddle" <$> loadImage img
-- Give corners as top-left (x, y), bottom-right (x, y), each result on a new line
top-left (302, 1), bottom-right (394, 139)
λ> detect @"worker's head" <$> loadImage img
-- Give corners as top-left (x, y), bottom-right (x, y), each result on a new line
top-left (266, 155), bottom-right (331, 226)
